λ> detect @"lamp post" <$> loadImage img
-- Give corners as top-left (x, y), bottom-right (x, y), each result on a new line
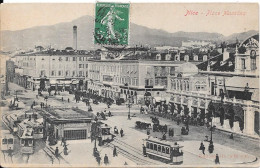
top-left (93, 116), bottom-right (99, 156)
top-left (126, 93), bottom-right (132, 120)
top-left (210, 116), bottom-right (213, 142)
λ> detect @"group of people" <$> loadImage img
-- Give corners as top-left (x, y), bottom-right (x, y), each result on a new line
top-left (114, 127), bottom-right (124, 137)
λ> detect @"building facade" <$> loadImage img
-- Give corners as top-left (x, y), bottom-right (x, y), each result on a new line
top-left (167, 34), bottom-right (259, 137)
top-left (14, 50), bottom-right (90, 91)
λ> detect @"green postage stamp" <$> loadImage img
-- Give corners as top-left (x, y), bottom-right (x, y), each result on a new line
top-left (94, 2), bottom-right (130, 45)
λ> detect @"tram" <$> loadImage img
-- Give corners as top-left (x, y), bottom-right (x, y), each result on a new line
top-left (1, 130), bottom-right (14, 151)
top-left (17, 122), bottom-right (35, 154)
top-left (143, 136), bottom-right (184, 165)
top-left (98, 124), bottom-right (114, 145)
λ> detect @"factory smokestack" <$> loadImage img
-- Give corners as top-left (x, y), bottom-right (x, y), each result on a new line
top-left (73, 26), bottom-right (77, 50)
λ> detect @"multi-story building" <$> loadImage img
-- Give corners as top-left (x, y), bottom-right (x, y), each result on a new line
top-left (167, 34), bottom-right (259, 137)
top-left (87, 58), bottom-right (199, 104)
top-left (14, 49), bottom-right (90, 91)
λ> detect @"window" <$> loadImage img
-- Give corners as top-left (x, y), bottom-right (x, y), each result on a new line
top-left (251, 58), bottom-right (256, 70)
top-left (79, 64), bottom-right (82, 68)
top-left (40, 70), bottom-right (45, 76)
top-left (150, 143), bottom-right (153, 150)
top-left (73, 57), bottom-right (76, 61)
top-left (86, 71), bottom-right (88, 77)
top-left (72, 71), bottom-right (75, 76)
top-left (58, 71), bottom-right (62, 76)
top-left (146, 142), bottom-right (149, 148)
top-left (166, 147), bottom-right (170, 154)
top-left (156, 54), bottom-right (161, 60)
top-left (2, 138), bottom-right (7, 144)
top-left (51, 71), bottom-right (55, 76)
top-left (241, 58), bottom-right (246, 69)
top-left (66, 71), bottom-right (69, 76)
top-left (86, 64), bottom-right (88, 68)
top-left (162, 146), bottom-right (165, 153)
top-left (66, 57), bottom-right (69, 61)
top-left (79, 71), bottom-right (83, 76)
top-left (79, 57), bottom-right (82, 61)
top-left (158, 145), bottom-right (161, 152)
top-left (154, 144), bottom-right (157, 151)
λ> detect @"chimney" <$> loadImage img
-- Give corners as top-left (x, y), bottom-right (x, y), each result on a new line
top-left (73, 26), bottom-right (77, 50)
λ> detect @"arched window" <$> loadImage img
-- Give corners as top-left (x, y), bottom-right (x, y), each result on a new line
top-left (203, 55), bottom-right (208, 61)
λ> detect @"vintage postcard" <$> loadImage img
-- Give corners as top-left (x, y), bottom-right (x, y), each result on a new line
top-left (0, 2), bottom-right (259, 168)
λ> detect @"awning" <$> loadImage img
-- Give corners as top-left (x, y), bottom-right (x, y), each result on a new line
top-left (226, 77), bottom-right (259, 91)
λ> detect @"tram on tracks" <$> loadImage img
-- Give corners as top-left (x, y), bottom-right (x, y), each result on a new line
top-left (98, 124), bottom-right (114, 145)
top-left (1, 130), bottom-right (14, 151)
top-left (143, 136), bottom-right (184, 165)
top-left (17, 122), bottom-right (35, 154)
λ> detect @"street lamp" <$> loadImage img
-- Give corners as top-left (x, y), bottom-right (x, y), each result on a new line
top-left (126, 94), bottom-right (132, 120)
top-left (93, 116), bottom-right (99, 156)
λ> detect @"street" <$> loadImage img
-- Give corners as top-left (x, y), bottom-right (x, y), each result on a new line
top-left (1, 82), bottom-right (259, 166)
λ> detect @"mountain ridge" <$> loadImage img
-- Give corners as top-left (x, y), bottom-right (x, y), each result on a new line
top-left (1, 15), bottom-right (258, 51)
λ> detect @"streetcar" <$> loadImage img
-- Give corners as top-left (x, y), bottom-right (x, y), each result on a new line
top-left (17, 122), bottom-right (35, 154)
top-left (1, 130), bottom-right (14, 151)
top-left (98, 124), bottom-right (114, 145)
top-left (143, 136), bottom-right (184, 165)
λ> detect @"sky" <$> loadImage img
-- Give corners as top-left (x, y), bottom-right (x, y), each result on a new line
top-left (1, 3), bottom-right (259, 36)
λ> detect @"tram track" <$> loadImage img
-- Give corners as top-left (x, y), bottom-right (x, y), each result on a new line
top-left (108, 138), bottom-right (159, 165)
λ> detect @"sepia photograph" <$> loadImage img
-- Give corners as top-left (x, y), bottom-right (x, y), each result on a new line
top-left (0, 2), bottom-right (259, 167)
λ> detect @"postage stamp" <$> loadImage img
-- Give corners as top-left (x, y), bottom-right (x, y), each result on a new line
top-left (94, 2), bottom-right (130, 45)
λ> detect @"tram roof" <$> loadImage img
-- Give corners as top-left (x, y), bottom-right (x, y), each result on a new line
top-left (144, 136), bottom-right (183, 148)
top-left (1, 130), bottom-right (13, 137)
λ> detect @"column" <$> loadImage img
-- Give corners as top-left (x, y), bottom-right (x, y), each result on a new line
top-left (243, 104), bottom-right (255, 135)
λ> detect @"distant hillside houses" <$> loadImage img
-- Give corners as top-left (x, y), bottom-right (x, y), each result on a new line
top-left (182, 40), bottom-right (216, 48)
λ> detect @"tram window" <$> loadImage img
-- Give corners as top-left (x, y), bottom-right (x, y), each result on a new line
top-left (8, 139), bottom-right (13, 144)
top-left (154, 144), bottom-right (157, 151)
top-left (2, 138), bottom-right (7, 144)
top-left (166, 147), bottom-right (170, 154)
top-left (158, 145), bottom-right (161, 152)
top-left (146, 142), bottom-right (149, 148)
top-left (150, 143), bottom-right (153, 150)
top-left (162, 146), bottom-right (165, 153)
top-left (28, 139), bottom-right (33, 146)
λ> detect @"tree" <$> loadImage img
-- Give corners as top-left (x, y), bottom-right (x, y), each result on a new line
top-left (220, 107), bottom-right (225, 126)
top-left (207, 101), bottom-right (215, 122)
top-left (228, 106), bottom-right (235, 128)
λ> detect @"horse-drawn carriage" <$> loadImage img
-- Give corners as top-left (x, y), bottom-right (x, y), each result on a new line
top-left (135, 121), bottom-right (151, 130)
top-left (153, 124), bottom-right (168, 132)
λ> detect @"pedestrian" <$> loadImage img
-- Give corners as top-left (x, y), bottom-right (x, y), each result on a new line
top-left (55, 147), bottom-right (59, 158)
top-left (62, 97), bottom-right (63, 102)
top-left (61, 137), bottom-right (65, 146)
top-left (113, 146), bottom-right (117, 157)
top-left (215, 154), bottom-right (220, 164)
top-left (230, 133), bottom-right (234, 139)
top-left (186, 125), bottom-right (189, 132)
top-left (168, 128), bottom-right (171, 137)
top-left (68, 98), bottom-right (70, 103)
top-left (31, 104), bottom-right (33, 109)
top-left (104, 154), bottom-right (109, 165)
top-left (108, 111), bottom-right (111, 117)
top-left (199, 142), bottom-right (205, 155)
top-left (33, 101), bottom-right (36, 106)
top-left (64, 144), bottom-right (68, 155)
top-left (114, 126), bottom-right (118, 134)
top-left (120, 128), bottom-right (124, 137)
top-left (96, 155), bottom-right (101, 165)
top-left (142, 144), bottom-right (147, 156)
